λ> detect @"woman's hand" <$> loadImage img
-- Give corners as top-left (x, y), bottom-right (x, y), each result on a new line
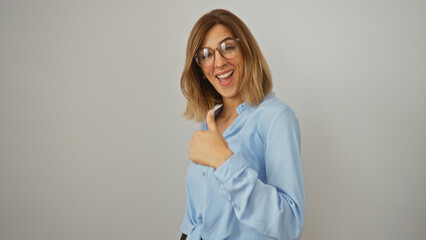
top-left (188, 109), bottom-right (233, 169)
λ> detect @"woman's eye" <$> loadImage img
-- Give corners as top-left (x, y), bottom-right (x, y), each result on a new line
top-left (222, 46), bottom-right (235, 54)
top-left (199, 49), bottom-right (213, 60)
top-left (202, 52), bottom-right (213, 60)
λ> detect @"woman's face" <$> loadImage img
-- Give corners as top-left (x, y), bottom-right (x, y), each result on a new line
top-left (199, 24), bottom-right (244, 103)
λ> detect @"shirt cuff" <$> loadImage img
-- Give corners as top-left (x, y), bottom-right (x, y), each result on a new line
top-left (213, 153), bottom-right (249, 183)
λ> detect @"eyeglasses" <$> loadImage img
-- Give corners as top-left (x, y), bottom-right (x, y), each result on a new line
top-left (194, 38), bottom-right (240, 67)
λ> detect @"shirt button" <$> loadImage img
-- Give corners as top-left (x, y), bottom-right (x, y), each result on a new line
top-left (202, 172), bottom-right (206, 177)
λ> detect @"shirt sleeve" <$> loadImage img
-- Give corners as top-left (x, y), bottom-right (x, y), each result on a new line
top-left (213, 108), bottom-right (305, 239)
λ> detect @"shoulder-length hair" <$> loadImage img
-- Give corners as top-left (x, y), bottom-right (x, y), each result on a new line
top-left (181, 9), bottom-right (272, 122)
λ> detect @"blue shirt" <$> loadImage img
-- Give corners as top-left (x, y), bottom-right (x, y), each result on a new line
top-left (181, 93), bottom-right (305, 240)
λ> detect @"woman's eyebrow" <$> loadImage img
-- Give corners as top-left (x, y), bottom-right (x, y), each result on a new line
top-left (200, 36), bottom-right (233, 49)
top-left (219, 37), bottom-right (233, 44)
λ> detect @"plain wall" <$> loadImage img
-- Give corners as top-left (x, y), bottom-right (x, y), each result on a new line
top-left (0, 0), bottom-right (425, 239)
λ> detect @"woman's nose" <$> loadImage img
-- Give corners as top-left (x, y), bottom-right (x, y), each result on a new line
top-left (214, 50), bottom-right (227, 68)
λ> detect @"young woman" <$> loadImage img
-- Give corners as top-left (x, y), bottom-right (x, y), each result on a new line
top-left (180, 9), bottom-right (305, 240)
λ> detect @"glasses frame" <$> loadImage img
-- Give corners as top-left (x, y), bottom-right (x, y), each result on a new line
top-left (194, 38), bottom-right (240, 67)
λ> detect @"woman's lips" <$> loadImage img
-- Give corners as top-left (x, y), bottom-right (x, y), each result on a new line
top-left (216, 70), bottom-right (234, 87)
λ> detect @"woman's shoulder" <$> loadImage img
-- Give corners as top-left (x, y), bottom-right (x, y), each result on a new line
top-left (248, 93), bottom-right (299, 135)
top-left (254, 93), bottom-right (295, 118)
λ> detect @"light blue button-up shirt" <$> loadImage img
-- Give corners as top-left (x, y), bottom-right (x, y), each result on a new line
top-left (181, 93), bottom-right (305, 240)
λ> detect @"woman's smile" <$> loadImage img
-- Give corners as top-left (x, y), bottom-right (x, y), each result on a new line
top-left (216, 70), bottom-right (234, 86)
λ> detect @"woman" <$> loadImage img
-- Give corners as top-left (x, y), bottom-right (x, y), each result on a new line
top-left (180, 9), bottom-right (305, 240)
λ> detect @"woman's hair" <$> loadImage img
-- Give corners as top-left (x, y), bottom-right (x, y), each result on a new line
top-left (181, 9), bottom-right (272, 122)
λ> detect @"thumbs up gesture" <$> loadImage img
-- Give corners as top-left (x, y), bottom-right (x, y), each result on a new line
top-left (188, 109), bottom-right (233, 169)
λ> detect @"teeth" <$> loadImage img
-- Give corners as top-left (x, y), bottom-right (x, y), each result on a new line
top-left (217, 70), bottom-right (234, 79)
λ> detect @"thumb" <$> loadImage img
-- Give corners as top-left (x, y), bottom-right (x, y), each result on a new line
top-left (206, 109), bottom-right (217, 132)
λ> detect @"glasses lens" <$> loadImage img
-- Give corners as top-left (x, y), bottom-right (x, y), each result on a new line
top-left (196, 48), bottom-right (214, 66)
top-left (220, 39), bottom-right (238, 58)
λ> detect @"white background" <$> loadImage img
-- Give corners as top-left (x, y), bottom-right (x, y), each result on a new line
top-left (1, 0), bottom-right (425, 239)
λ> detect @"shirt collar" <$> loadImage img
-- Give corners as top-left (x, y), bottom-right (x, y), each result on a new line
top-left (239, 91), bottom-right (275, 113)
top-left (214, 92), bottom-right (275, 115)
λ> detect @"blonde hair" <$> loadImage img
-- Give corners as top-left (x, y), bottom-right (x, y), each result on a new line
top-left (181, 9), bottom-right (272, 122)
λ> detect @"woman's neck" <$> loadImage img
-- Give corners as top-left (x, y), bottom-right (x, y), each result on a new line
top-left (219, 96), bottom-right (244, 119)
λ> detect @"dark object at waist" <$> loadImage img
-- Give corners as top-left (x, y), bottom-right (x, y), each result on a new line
top-left (180, 233), bottom-right (202, 240)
